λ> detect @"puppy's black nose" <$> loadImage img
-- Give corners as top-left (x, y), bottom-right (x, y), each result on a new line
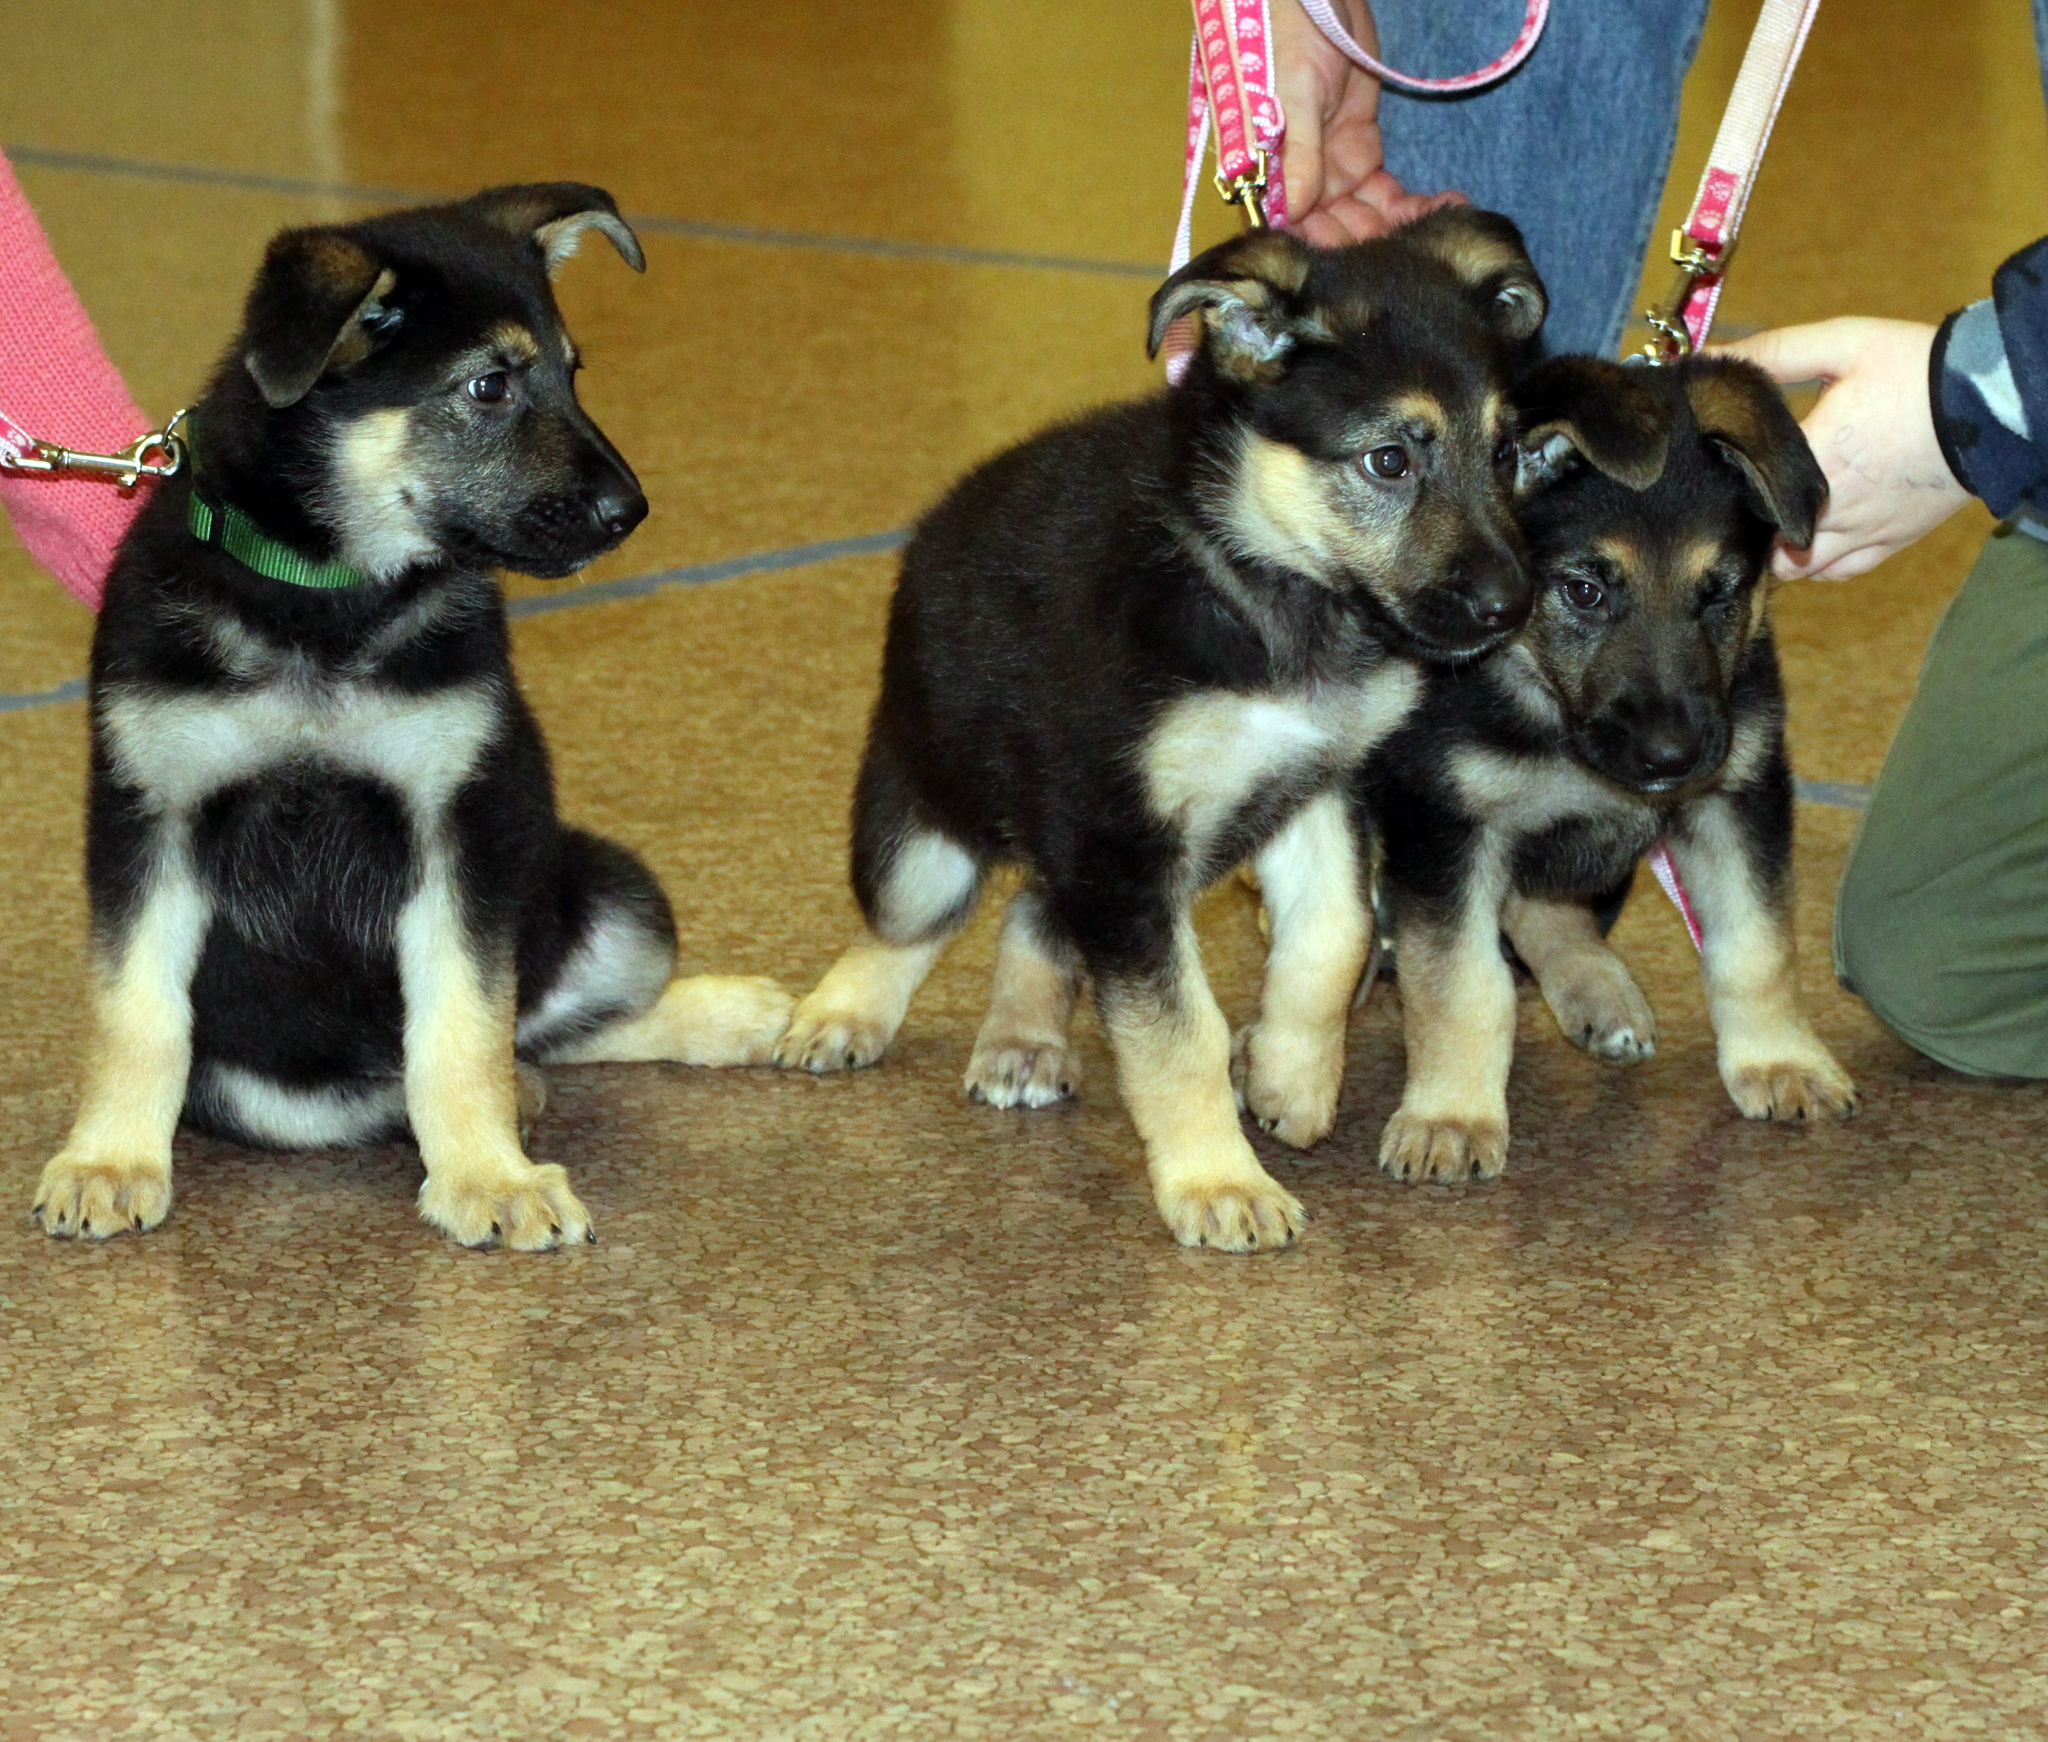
top-left (590, 482), bottom-right (648, 541)
top-left (1631, 715), bottom-right (1706, 782)
top-left (1463, 563), bottom-right (1531, 635)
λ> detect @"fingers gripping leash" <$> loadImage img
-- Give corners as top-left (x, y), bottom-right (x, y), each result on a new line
top-left (1164, 0), bottom-right (1550, 380)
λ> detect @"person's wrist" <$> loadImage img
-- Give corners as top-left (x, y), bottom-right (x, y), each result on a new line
top-left (1925, 309), bottom-right (1974, 497)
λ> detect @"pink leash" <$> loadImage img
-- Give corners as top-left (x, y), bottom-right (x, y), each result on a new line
top-left (1640, 0), bottom-right (1823, 952)
top-left (1167, 1), bottom-right (1822, 953)
top-left (1166, 0), bottom-right (1548, 379)
top-left (1641, 0), bottom-right (1825, 363)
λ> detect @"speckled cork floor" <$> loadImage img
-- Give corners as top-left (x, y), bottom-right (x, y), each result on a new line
top-left (4, 3), bottom-right (2048, 1738)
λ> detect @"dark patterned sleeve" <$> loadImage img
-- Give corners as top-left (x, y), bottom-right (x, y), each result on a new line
top-left (1931, 237), bottom-right (2048, 522)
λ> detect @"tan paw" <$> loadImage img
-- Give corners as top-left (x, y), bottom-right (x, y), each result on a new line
top-left (1232, 1020), bottom-right (1343, 1149)
top-left (666, 974), bottom-right (798, 1066)
top-left (1543, 956), bottom-right (1658, 1063)
top-left (964, 1036), bottom-right (1078, 1108)
top-left (418, 1161), bottom-right (593, 1250)
top-left (1724, 1051), bottom-right (1857, 1124)
top-left (33, 1152), bottom-right (173, 1239)
top-left (773, 994), bottom-right (892, 1073)
top-left (1379, 1111), bottom-right (1509, 1184)
top-left (1154, 1170), bottom-right (1306, 1253)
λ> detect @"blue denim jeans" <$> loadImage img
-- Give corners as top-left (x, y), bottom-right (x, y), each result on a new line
top-left (2038, 0), bottom-right (2048, 110)
top-left (1370, 0), bottom-right (1711, 358)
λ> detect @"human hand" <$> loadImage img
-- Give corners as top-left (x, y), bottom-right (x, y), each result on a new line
top-left (1273, 0), bottom-right (1462, 245)
top-left (1720, 319), bottom-right (1972, 581)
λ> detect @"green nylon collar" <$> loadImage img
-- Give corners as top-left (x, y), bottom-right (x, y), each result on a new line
top-left (186, 489), bottom-right (371, 590)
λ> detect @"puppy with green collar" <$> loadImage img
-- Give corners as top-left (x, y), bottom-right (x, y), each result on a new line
top-left (35, 184), bottom-right (791, 1250)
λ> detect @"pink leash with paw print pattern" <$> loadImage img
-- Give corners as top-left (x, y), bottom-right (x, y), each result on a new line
top-left (1165, 0), bottom-right (1548, 379)
top-left (1638, 0), bottom-right (1824, 951)
top-left (1169, 0), bottom-right (1820, 953)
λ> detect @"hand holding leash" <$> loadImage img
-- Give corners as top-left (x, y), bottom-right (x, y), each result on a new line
top-left (1722, 319), bottom-right (1968, 582)
top-left (1272, 0), bottom-right (1461, 248)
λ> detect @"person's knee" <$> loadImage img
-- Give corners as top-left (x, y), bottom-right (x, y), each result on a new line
top-left (1834, 845), bottom-right (1934, 1028)
top-left (1836, 848), bottom-right (2045, 1078)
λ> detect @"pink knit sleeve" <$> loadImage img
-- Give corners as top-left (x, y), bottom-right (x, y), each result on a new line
top-left (0, 151), bottom-right (149, 609)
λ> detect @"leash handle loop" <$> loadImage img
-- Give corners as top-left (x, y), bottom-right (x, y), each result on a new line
top-left (1293, 0), bottom-right (1548, 97)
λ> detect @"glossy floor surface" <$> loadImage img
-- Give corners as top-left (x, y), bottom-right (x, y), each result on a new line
top-left (4, 3), bottom-right (2048, 1737)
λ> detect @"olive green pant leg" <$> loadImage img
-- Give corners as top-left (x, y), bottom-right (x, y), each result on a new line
top-left (1836, 524), bottom-right (2048, 1076)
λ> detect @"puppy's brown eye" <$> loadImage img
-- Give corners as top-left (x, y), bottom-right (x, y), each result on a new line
top-left (467, 372), bottom-right (511, 404)
top-left (1363, 445), bottom-right (1410, 481)
top-left (1494, 437), bottom-right (1517, 471)
top-left (1562, 576), bottom-right (1606, 612)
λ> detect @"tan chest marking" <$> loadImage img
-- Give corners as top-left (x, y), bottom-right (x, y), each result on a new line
top-left (1447, 744), bottom-right (1648, 836)
top-left (1144, 665), bottom-right (1422, 858)
top-left (101, 675), bottom-right (499, 819)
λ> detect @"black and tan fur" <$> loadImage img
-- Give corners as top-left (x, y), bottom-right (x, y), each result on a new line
top-left (1281, 353), bottom-right (1855, 1184)
top-left (776, 213), bottom-right (1546, 1251)
top-left (34, 184), bottom-right (792, 1250)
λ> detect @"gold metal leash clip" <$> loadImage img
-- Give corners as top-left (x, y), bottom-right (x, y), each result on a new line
top-left (1214, 147), bottom-right (1271, 229)
top-left (0, 406), bottom-right (188, 489)
top-left (1637, 229), bottom-right (1729, 365)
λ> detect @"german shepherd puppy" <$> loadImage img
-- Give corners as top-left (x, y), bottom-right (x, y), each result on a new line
top-left (775, 213), bottom-right (1546, 1251)
top-left (34, 184), bottom-right (792, 1250)
top-left (1300, 354), bottom-right (1855, 1184)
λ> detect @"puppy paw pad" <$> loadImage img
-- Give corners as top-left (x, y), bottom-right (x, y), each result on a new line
top-left (33, 1154), bottom-right (172, 1239)
top-left (1157, 1175), bottom-right (1306, 1253)
top-left (1548, 966), bottom-right (1658, 1065)
top-left (1232, 1022), bottom-right (1342, 1150)
top-left (1583, 1024), bottom-right (1656, 1064)
top-left (772, 999), bottom-right (892, 1074)
top-left (964, 1039), bottom-right (1078, 1109)
top-left (1378, 1113), bottom-right (1508, 1185)
top-left (1726, 1059), bottom-right (1857, 1124)
top-left (419, 1162), bottom-right (592, 1251)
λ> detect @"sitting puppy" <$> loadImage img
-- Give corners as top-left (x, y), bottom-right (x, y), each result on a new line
top-left (34, 184), bottom-right (791, 1250)
top-left (776, 213), bottom-right (1546, 1251)
top-left (1319, 353), bottom-right (1855, 1185)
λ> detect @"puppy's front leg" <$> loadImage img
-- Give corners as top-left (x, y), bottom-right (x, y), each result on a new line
top-left (1668, 793), bottom-right (1855, 1123)
top-left (401, 870), bottom-right (592, 1250)
top-left (36, 855), bottom-right (210, 1238)
top-left (1099, 915), bottom-right (1305, 1252)
top-left (1381, 864), bottom-right (1517, 1184)
top-left (1234, 790), bottom-right (1370, 1147)
top-left (1503, 892), bottom-right (1657, 1063)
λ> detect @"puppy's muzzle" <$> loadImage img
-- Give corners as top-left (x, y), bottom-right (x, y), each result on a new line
top-left (1403, 543), bottom-right (1534, 658)
top-left (1579, 695), bottom-right (1728, 794)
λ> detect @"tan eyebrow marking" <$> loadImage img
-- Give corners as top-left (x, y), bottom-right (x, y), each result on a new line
top-left (1682, 536), bottom-right (1733, 584)
top-left (486, 320), bottom-right (541, 364)
top-left (1593, 534), bottom-right (1649, 584)
top-left (1387, 391), bottom-right (1449, 437)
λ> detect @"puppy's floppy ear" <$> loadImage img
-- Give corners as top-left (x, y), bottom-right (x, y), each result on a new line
top-left (1403, 207), bottom-right (1548, 344)
top-left (466, 182), bottom-right (647, 276)
top-left (241, 228), bottom-right (401, 409)
top-left (1515, 355), bottom-right (1671, 493)
top-left (1682, 356), bottom-right (1827, 546)
top-left (1147, 229), bottom-right (1315, 382)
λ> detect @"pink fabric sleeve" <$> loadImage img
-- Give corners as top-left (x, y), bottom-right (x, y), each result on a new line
top-left (0, 150), bottom-right (149, 609)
